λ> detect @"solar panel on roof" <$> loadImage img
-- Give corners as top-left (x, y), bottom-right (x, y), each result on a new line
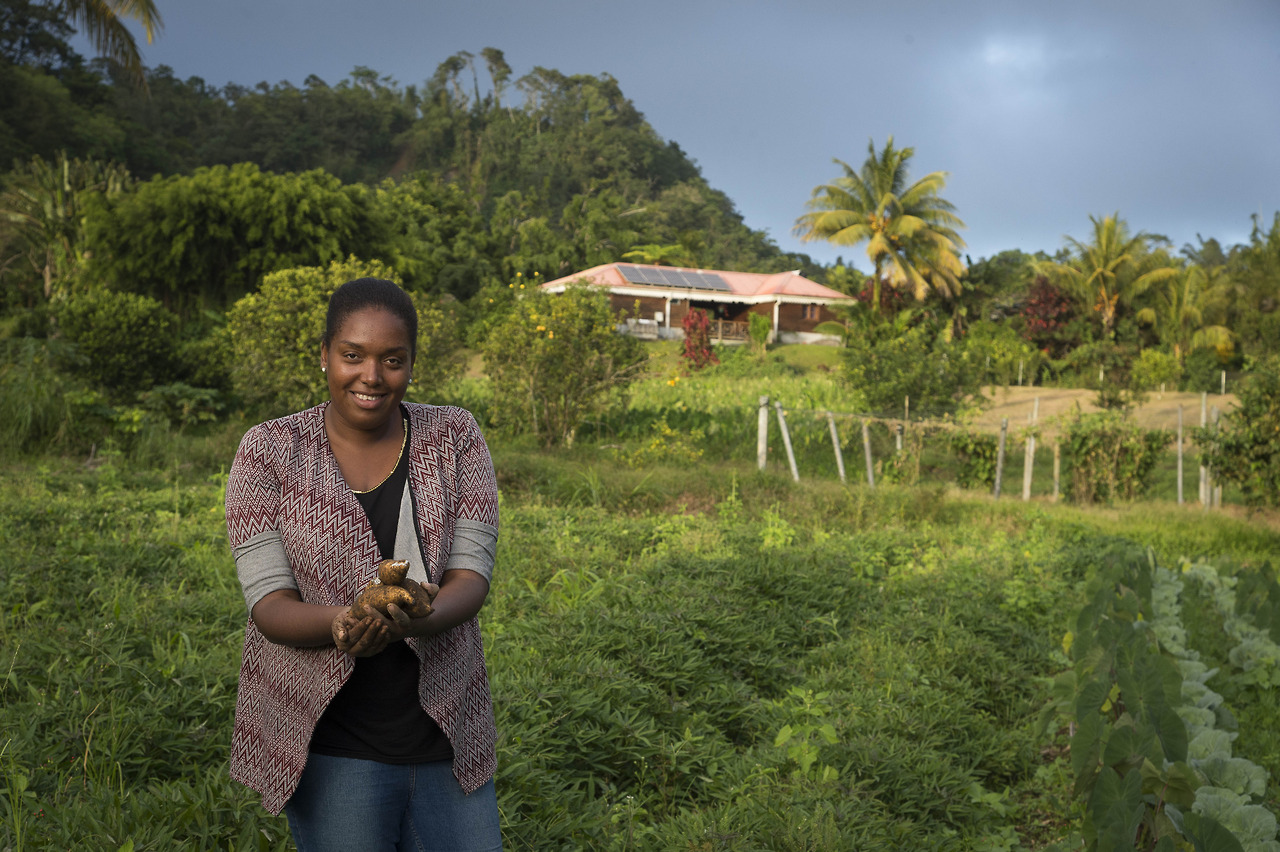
top-left (616, 264), bottom-right (731, 292)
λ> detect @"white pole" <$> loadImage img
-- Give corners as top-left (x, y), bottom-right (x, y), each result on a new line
top-left (994, 418), bottom-right (1008, 499)
top-left (1200, 392), bottom-right (1208, 505)
top-left (826, 411), bottom-right (846, 484)
top-left (861, 419), bottom-right (875, 489)
top-left (774, 401), bottom-right (799, 482)
top-left (757, 396), bottom-right (769, 471)
top-left (1177, 405), bottom-right (1184, 506)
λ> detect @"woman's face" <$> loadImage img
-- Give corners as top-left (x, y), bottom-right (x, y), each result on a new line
top-left (320, 306), bottom-right (414, 434)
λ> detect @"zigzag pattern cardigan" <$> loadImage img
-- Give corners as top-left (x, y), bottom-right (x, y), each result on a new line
top-left (224, 402), bottom-right (499, 814)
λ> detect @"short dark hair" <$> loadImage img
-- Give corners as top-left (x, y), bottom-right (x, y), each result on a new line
top-left (323, 278), bottom-right (418, 360)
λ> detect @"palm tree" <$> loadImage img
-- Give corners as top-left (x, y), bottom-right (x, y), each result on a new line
top-left (1034, 214), bottom-right (1177, 339)
top-left (794, 137), bottom-right (966, 313)
top-left (1136, 264), bottom-right (1233, 365)
top-left (56, 0), bottom-right (163, 88)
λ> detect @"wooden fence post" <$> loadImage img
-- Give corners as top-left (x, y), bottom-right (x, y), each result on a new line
top-left (1200, 392), bottom-right (1208, 505)
top-left (1212, 407), bottom-right (1222, 508)
top-left (994, 417), bottom-right (1008, 499)
top-left (757, 396), bottom-right (769, 471)
top-left (1176, 405), bottom-right (1184, 506)
top-left (1022, 397), bottom-right (1040, 501)
top-left (861, 419), bottom-right (875, 489)
top-left (774, 401), bottom-right (799, 482)
top-left (895, 422), bottom-right (903, 454)
top-left (826, 411), bottom-right (846, 484)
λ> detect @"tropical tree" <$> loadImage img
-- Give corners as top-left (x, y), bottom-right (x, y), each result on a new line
top-left (1135, 263), bottom-right (1233, 366)
top-left (1034, 214), bottom-right (1177, 339)
top-left (0, 152), bottom-right (132, 304)
top-left (793, 137), bottom-right (966, 313)
top-left (55, 0), bottom-right (163, 88)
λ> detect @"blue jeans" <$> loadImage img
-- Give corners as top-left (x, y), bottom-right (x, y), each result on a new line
top-left (284, 754), bottom-right (502, 852)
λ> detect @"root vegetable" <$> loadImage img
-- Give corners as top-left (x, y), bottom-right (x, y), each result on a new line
top-left (350, 559), bottom-right (435, 620)
top-left (377, 559), bottom-right (409, 586)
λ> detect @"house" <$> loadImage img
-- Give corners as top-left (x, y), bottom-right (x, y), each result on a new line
top-left (538, 262), bottom-right (854, 344)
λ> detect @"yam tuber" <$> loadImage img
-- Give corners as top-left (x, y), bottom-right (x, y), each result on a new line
top-left (351, 559), bottom-right (434, 620)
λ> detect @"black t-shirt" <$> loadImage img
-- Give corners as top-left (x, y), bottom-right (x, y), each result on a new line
top-left (309, 418), bottom-right (453, 764)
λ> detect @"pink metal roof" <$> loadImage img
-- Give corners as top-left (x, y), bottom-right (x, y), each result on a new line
top-left (539, 263), bottom-right (852, 301)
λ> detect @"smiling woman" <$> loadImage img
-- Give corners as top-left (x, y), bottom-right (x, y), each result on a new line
top-left (224, 277), bottom-right (504, 851)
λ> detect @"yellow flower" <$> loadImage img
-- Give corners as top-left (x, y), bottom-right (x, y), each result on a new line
top-left (536, 325), bottom-right (546, 331)
top-left (547, 331), bottom-right (554, 339)
top-left (488, 298), bottom-right (494, 303)
top-left (520, 284), bottom-right (525, 289)
top-left (516, 272), bottom-right (522, 277)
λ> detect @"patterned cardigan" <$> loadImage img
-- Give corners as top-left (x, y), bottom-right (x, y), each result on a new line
top-left (224, 402), bottom-right (499, 815)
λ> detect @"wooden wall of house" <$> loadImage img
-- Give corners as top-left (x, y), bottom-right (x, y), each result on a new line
top-left (668, 300), bottom-right (690, 327)
top-left (777, 302), bottom-right (840, 332)
top-left (609, 294), bottom-right (667, 321)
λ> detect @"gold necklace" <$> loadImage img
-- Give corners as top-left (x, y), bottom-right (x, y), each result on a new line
top-left (350, 417), bottom-right (408, 494)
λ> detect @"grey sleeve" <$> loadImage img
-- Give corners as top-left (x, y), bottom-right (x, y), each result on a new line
top-left (444, 519), bottom-right (498, 584)
top-left (232, 530), bottom-right (299, 613)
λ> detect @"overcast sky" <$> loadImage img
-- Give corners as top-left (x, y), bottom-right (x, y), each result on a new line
top-left (86, 0), bottom-right (1280, 269)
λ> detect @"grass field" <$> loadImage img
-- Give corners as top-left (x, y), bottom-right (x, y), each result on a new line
top-left (3, 425), bottom-right (1280, 849)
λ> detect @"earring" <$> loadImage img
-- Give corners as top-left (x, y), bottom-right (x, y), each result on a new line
top-left (321, 366), bottom-right (327, 372)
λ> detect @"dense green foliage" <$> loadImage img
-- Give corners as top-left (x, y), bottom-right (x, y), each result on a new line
top-left (1061, 411), bottom-right (1172, 504)
top-left (1196, 357), bottom-right (1280, 507)
top-left (481, 285), bottom-right (646, 446)
top-left (842, 309), bottom-right (980, 418)
top-left (54, 288), bottom-right (176, 396)
top-left (81, 163), bottom-right (385, 316)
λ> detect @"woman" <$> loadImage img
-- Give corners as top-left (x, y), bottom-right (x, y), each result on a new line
top-left (224, 278), bottom-right (502, 851)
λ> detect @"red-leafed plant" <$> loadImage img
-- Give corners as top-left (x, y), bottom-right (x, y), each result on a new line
top-left (1021, 276), bottom-right (1076, 356)
top-left (682, 308), bottom-right (719, 370)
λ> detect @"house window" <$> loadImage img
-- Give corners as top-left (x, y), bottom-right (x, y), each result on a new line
top-left (803, 304), bottom-right (819, 320)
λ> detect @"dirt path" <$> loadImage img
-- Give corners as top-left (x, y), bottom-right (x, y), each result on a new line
top-left (969, 387), bottom-right (1238, 435)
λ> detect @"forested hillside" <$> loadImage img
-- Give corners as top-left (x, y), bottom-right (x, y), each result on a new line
top-left (1, 2), bottom-right (817, 323)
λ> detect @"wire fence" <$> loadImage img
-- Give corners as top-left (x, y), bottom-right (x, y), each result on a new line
top-left (754, 394), bottom-right (1229, 509)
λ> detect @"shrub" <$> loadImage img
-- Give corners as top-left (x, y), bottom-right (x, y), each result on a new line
top-left (842, 312), bottom-right (979, 418)
top-left (964, 319), bottom-right (1044, 387)
top-left (225, 256), bottom-right (458, 417)
top-left (1131, 348), bottom-right (1183, 392)
top-left (1020, 276), bottom-right (1077, 357)
top-left (749, 312), bottom-right (773, 354)
top-left (1195, 356), bottom-right (1280, 507)
top-left (950, 429), bottom-right (1000, 490)
top-left (1059, 340), bottom-right (1144, 410)
top-left (54, 289), bottom-right (179, 398)
top-left (482, 284), bottom-right (647, 446)
top-left (1061, 410), bottom-right (1172, 503)
top-left (681, 308), bottom-right (719, 370)
top-left (1184, 346), bottom-right (1235, 393)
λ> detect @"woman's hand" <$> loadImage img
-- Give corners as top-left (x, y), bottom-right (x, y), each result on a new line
top-left (331, 609), bottom-right (392, 657)
top-left (371, 581), bottom-right (441, 643)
